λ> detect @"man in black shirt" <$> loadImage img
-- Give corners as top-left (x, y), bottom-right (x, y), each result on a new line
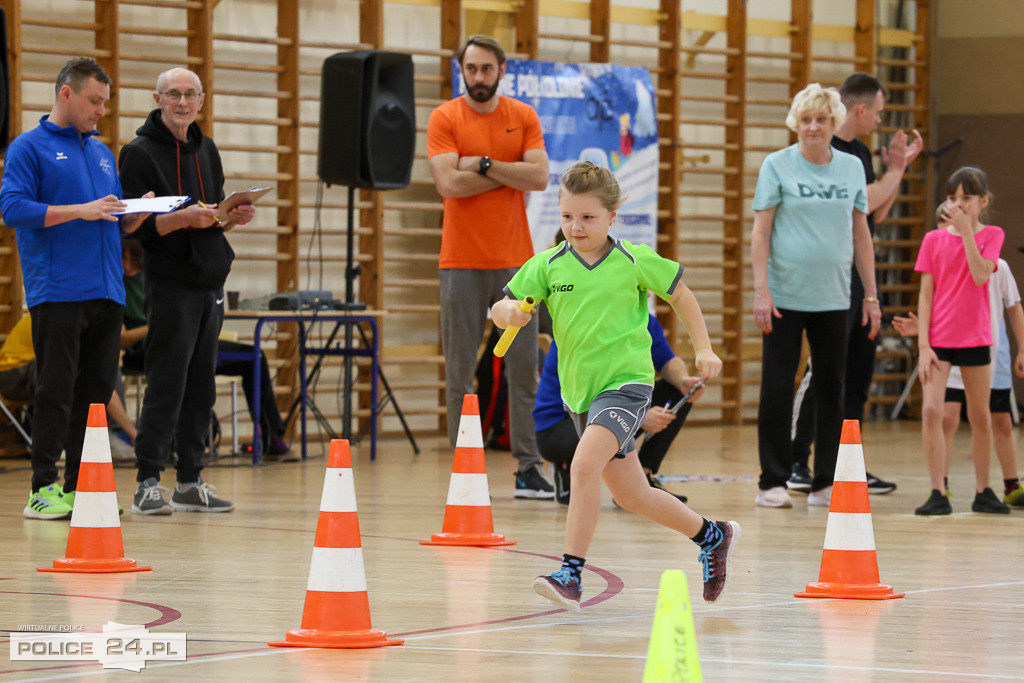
top-left (790, 73), bottom-right (923, 495)
top-left (120, 67), bottom-right (256, 514)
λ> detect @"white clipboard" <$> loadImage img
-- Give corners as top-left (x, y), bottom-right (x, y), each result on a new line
top-left (112, 196), bottom-right (189, 215)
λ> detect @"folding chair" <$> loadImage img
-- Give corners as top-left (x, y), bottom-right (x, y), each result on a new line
top-left (0, 397), bottom-right (31, 446)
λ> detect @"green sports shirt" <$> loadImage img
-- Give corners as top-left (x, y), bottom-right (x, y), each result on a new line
top-left (506, 238), bottom-right (683, 413)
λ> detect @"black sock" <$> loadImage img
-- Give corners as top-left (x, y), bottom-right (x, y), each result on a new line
top-left (1005, 478), bottom-right (1020, 495)
top-left (691, 519), bottom-right (722, 551)
top-left (561, 554), bottom-right (585, 583)
top-left (943, 478), bottom-right (949, 493)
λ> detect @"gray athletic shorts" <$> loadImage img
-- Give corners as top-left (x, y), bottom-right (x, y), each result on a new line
top-left (567, 384), bottom-right (653, 458)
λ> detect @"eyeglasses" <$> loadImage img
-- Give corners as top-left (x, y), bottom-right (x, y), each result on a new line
top-left (158, 90), bottom-right (202, 103)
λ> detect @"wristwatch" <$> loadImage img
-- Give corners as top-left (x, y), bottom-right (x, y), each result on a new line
top-left (478, 156), bottom-right (492, 176)
top-left (863, 296), bottom-right (879, 304)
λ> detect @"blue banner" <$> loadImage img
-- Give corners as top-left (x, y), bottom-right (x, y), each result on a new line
top-left (452, 59), bottom-right (660, 254)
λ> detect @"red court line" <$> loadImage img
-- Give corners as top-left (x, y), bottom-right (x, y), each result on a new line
top-left (0, 590), bottom-right (181, 628)
top-left (0, 527), bottom-right (628, 674)
top-left (394, 546), bottom-right (625, 637)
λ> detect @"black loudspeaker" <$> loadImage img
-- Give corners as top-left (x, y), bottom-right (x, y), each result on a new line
top-left (318, 50), bottom-right (415, 189)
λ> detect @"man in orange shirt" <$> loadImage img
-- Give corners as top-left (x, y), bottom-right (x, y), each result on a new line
top-left (427, 35), bottom-right (553, 498)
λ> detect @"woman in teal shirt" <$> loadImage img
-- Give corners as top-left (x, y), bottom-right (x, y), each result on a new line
top-left (751, 83), bottom-right (880, 509)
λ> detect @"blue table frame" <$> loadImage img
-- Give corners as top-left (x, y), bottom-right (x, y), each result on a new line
top-left (222, 310), bottom-right (383, 463)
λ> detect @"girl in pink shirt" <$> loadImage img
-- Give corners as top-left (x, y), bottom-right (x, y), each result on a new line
top-left (913, 167), bottom-right (1006, 515)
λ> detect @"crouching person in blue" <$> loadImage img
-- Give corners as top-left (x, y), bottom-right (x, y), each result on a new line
top-left (536, 313), bottom-right (705, 505)
top-left (0, 58), bottom-right (149, 519)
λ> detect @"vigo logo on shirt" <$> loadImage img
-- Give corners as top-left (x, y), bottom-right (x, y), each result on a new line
top-left (551, 283), bottom-right (574, 292)
top-left (798, 183), bottom-right (849, 200)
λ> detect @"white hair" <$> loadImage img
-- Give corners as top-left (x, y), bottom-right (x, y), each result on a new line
top-left (155, 67), bottom-right (202, 94)
top-left (785, 83), bottom-right (846, 132)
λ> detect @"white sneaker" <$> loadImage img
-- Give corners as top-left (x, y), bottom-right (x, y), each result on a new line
top-left (807, 486), bottom-right (832, 507)
top-left (755, 486), bottom-right (793, 508)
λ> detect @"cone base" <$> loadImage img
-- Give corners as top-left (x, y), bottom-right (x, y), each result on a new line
top-left (420, 532), bottom-right (516, 547)
top-left (39, 556), bottom-right (152, 574)
top-left (795, 582), bottom-right (904, 600)
top-left (268, 627), bottom-right (404, 649)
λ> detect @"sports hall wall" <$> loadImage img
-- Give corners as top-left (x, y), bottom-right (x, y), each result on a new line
top-left (0, 0), bottom-right (932, 444)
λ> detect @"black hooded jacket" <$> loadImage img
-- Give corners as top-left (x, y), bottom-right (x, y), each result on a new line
top-left (118, 109), bottom-right (234, 289)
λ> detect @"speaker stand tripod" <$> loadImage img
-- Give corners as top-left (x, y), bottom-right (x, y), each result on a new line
top-left (287, 185), bottom-right (419, 455)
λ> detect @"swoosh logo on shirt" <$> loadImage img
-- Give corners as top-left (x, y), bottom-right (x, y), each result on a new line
top-left (216, 298), bottom-right (224, 305)
top-left (506, 127), bottom-right (519, 133)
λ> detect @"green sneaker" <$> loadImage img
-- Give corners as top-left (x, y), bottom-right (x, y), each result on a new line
top-left (1004, 486), bottom-right (1024, 508)
top-left (63, 491), bottom-right (124, 516)
top-left (24, 484), bottom-right (73, 520)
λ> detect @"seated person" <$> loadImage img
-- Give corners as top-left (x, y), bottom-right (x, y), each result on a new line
top-left (120, 238), bottom-right (290, 456)
top-left (0, 312), bottom-right (137, 461)
top-left (535, 312), bottom-right (704, 505)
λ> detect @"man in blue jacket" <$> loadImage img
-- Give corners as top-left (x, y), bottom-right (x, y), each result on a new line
top-left (0, 58), bottom-right (148, 519)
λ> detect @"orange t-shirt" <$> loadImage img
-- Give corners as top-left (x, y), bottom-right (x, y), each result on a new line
top-left (427, 96), bottom-right (546, 269)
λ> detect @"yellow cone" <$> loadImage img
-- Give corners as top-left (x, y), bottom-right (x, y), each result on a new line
top-left (643, 570), bottom-right (702, 682)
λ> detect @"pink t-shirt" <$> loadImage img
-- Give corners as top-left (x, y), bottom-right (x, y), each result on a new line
top-left (914, 224), bottom-right (1004, 348)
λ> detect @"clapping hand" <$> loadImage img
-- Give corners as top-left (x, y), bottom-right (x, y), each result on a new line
top-left (881, 129), bottom-right (924, 171)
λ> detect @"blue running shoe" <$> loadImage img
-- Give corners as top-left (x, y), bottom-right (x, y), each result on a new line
top-left (533, 567), bottom-right (582, 612)
top-left (698, 520), bottom-right (741, 603)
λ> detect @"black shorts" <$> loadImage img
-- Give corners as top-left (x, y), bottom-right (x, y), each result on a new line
top-left (944, 387), bottom-right (1012, 415)
top-left (932, 345), bottom-right (990, 366)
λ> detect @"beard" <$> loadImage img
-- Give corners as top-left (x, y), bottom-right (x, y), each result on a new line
top-left (464, 76), bottom-right (499, 103)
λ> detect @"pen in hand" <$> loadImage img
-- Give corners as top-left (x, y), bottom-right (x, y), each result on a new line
top-left (197, 201), bottom-right (222, 227)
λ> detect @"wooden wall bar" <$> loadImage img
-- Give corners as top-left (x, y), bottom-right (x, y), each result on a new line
top-left (0, 0), bottom-right (934, 442)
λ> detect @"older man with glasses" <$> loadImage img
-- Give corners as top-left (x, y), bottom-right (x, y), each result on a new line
top-left (119, 67), bottom-right (255, 515)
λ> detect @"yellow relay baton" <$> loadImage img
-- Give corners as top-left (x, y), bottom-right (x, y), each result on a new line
top-left (494, 296), bottom-right (536, 358)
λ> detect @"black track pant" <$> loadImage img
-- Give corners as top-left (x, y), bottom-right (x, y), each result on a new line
top-left (30, 300), bottom-right (122, 492)
top-left (135, 286), bottom-right (222, 484)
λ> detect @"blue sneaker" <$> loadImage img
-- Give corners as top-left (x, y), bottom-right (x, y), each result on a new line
top-left (515, 465), bottom-right (554, 499)
top-left (698, 520), bottom-right (741, 603)
top-left (533, 567), bottom-right (582, 612)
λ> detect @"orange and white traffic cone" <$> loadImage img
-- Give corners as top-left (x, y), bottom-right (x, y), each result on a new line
top-left (39, 404), bottom-right (151, 574)
top-left (268, 439), bottom-right (403, 649)
top-left (421, 394), bottom-right (515, 548)
top-left (795, 420), bottom-right (904, 600)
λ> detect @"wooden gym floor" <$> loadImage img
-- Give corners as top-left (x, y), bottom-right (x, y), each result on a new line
top-left (1, 420), bottom-right (1023, 681)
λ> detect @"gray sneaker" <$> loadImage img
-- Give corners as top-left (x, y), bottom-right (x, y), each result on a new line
top-left (170, 478), bottom-right (234, 513)
top-left (132, 477), bottom-right (172, 515)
